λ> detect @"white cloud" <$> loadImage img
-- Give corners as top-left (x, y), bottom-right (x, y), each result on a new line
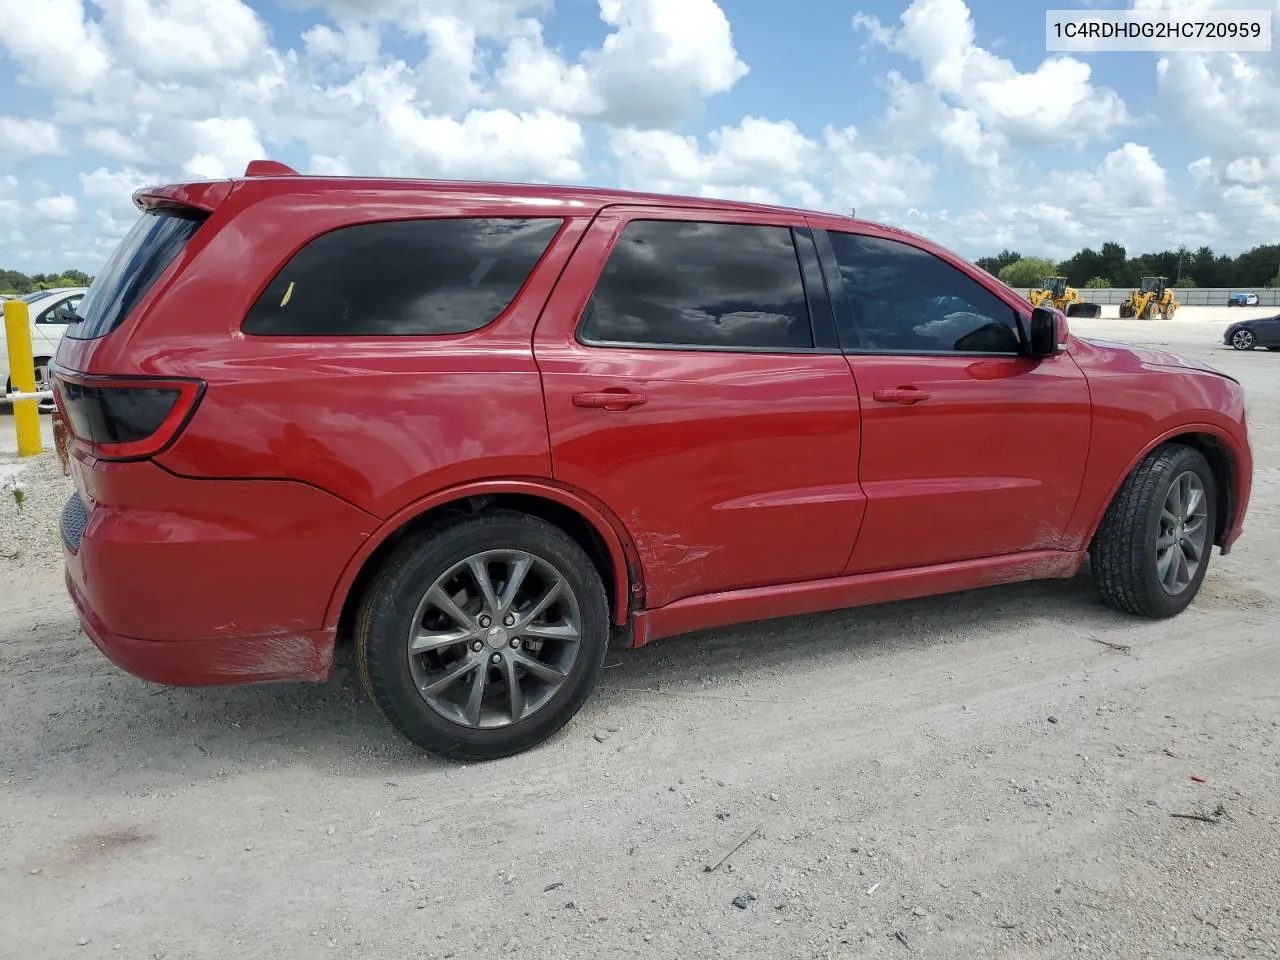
top-left (0, 117), bottom-right (65, 159)
top-left (855, 0), bottom-right (1129, 150)
top-left (499, 0), bottom-right (748, 127)
top-left (380, 106), bottom-right (585, 181)
top-left (302, 21), bottom-right (381, 64)
top-left (79, 166), bottom-right (154, 205)
top-left (97, 0), bottom-right (270, 79)
top-left (33, 195), bottom-right (79, 223)
top-left (609, 117), bottom-right (819, 206)
top-left (83, 127), bottom-right (149, 164)
top-left (0, 0), bottom-right (111, 95)
top-left (181, 117), bottom-right (267, 180)
top-left (823, 125), bottom-right (937, 211)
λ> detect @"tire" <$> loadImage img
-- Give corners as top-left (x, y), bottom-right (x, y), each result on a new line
top-left (1119, 303), bottom-right (1134, 319)
top-left (1231, 329), bottom-right (1256, 350)
top-left (1090, 443), bottom-right (1216, 619)
top-left (354, 510), bottom-right (611, 761)
top-left (34, 358), bottom-right (54, 412)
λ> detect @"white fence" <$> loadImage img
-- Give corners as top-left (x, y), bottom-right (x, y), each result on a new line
top-left (1008, 287), bottom-right (1280, 307)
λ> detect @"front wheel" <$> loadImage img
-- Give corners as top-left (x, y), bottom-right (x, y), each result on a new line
top-left (354, 510), bottom-right (611, 761)
top-left (1090, 444), bottom-right (1216, 618)
top-left (1231, 329), bottom-right (1256, 350)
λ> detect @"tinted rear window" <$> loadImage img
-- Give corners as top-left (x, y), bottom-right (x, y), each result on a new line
top-left (579, 220), bottom-right (814, 350)
top-left (68, 209), bottom-right (207, 340)
top-left (242, 217), bottom-right (563, 337)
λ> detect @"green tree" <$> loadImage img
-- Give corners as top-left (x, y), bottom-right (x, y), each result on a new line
top-left (1173, 277), bottom-right (1196, 288)
top-left (975, 249), bottom-right (1022, 276)
top-left (998, 257), bottom-right (1057, 288)
top-left (1084, 276), bottom-right (1110, 288)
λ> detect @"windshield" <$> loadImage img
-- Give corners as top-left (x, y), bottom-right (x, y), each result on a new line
top-left (1141, 278), bottom-right (1162, 292)
top-left (68, 208), bottom-right (207, 340)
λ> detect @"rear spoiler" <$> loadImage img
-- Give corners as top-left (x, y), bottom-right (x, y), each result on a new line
top-left (132, 159), bottom-right (301, 214)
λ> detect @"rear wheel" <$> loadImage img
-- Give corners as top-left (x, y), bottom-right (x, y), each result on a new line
top-left (1090, 444), bottom-right (1216, 618)
top-left (1231, 329), bottom-right (1256, 350)
top-left (34, 359), bottom-right (54, 412)
top-left (355, 510), bottom-right (611, 761)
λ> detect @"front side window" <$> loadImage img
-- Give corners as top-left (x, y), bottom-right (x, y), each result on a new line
top-left (826, 231), bottom-right (1023, 354)
top-left (243, 217), bottom-right (564, 337)
top-left (579, 219), bottom-right (814, 350)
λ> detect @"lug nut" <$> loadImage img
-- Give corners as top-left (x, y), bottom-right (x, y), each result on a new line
top-left (504, 614), bottom-right (516, 627)
top-left (490, 653), bottom-right (502, 664)
top-left (471, 641), bottom-right (483, 653)
top-left (509, 638), bottom-right (521, 649)
top-left (478, 615), bottom-right (492, 628)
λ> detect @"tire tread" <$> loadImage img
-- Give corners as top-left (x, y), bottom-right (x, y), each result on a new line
top-left (1090, 443), bottom-right (1214, 619)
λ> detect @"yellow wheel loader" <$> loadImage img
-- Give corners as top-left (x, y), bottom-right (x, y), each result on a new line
top-left (1027, 276), bottom-right (1102, 318)
top-left (1119, 277), bottom-right (1179, 320)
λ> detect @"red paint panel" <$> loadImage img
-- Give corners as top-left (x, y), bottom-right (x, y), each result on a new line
top-left (533, 206), bottom-right (865, 608)
top-left (65, 457), bottom-right (377, 643)
top-left (69, 572), bottom-right (335, 685)
top-left (635, 549), bottom-right (1086, 645)
top-left (845, 353), bottom-right (1092, 572)
top-left (1063, 337), bottom-right (1253, 547)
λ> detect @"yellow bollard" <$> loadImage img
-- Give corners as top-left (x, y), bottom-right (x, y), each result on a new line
top-left (3, 299), bottom-right (44, 456)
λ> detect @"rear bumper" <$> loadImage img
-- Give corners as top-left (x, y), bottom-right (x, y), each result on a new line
top-left (61, 456), bottom-right (378, 686)
top-left (68, 570), bottom-right (335, 685)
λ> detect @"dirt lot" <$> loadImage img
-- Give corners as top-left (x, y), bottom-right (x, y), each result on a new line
top-left (2, 311), bottom-right (1278, 960)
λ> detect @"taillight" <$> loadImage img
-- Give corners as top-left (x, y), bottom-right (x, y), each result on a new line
top-left (52, 371), bottom-right (204, 461)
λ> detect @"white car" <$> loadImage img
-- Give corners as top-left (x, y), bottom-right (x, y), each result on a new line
top-left (2, 287), bottom-right (89, 407)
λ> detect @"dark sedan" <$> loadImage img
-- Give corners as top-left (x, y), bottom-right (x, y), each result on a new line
top-left (1224, 314), bottom-right (1280, 351)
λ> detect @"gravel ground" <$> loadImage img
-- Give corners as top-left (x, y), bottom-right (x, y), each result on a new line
top-left (1, 311), bottom-right (1278, 960)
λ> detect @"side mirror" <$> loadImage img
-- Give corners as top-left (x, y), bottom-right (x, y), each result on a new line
top-left (1026, 306), bottom-right (1063, 357)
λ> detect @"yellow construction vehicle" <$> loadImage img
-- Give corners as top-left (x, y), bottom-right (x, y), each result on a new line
top-left (1119, 276), bottom-right (1179, 320)
top-left (1027, 276), bottom-right (1102, 318)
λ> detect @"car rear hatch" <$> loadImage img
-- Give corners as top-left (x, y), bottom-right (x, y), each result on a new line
top-left (53, 180), bottom-right (236, 464)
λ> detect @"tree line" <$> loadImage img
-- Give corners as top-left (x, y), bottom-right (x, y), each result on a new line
top-left (0, 269), bottom-right (94, 296)
top-left (975, 243), bottom-right (1280, 290)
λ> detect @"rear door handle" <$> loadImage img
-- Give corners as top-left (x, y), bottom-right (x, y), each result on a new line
top-left (572, 390), bottom-right (648, 411)
top-left (872, 387), bottom-right (931, 405)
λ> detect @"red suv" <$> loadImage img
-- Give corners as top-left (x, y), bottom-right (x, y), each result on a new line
top-left (54, 162), bottom-right (1253, 760)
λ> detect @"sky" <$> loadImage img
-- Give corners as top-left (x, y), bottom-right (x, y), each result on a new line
top-left (0, 0), bottom-right (1278, 273)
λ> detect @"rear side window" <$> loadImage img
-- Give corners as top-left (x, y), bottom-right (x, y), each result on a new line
top-left (67, 209), bottom-right (207, 340)
top-left (243, 217), bottom-right (563, 337)
top-left (579, 219), bottom-right (814, 350)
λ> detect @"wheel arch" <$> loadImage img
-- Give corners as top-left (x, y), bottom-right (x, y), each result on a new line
top-left (325, 479), bottom-right (642, 641)
top-left (1084, 424), bottom-right (1243, 551)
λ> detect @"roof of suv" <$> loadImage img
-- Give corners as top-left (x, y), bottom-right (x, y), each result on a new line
top-left (133, 159), bottom-right (977, 280)
top-left (136, 158), bottom-right (915, 235)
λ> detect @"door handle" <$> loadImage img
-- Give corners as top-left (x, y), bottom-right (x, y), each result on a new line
top-left (872, 387), bottom-right (931, 405)
top-left (572, 389), bottom-right (648, 411)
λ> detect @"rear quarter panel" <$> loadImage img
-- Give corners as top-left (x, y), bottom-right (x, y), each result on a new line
top-left (1066, 337), bottom-right (1252, 545)
top-left (102, 186), bottom-right (595, 519)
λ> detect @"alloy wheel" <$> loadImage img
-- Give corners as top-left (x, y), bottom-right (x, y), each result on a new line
top-left (1155, 470), bottom-right (1209, 596)
top-left (405, 549), bottom-right (583, 729)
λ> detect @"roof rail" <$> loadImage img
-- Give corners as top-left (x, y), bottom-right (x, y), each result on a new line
top-left (243, 160), bottom-right (299, 177)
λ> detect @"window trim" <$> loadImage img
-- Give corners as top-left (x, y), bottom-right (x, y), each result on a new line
top-left (574, 217), bottom-right (832, 355)
top-left (238, 214), bottom-right (569, 340)
top-left (815, 227), bottom-right (1034, 359)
